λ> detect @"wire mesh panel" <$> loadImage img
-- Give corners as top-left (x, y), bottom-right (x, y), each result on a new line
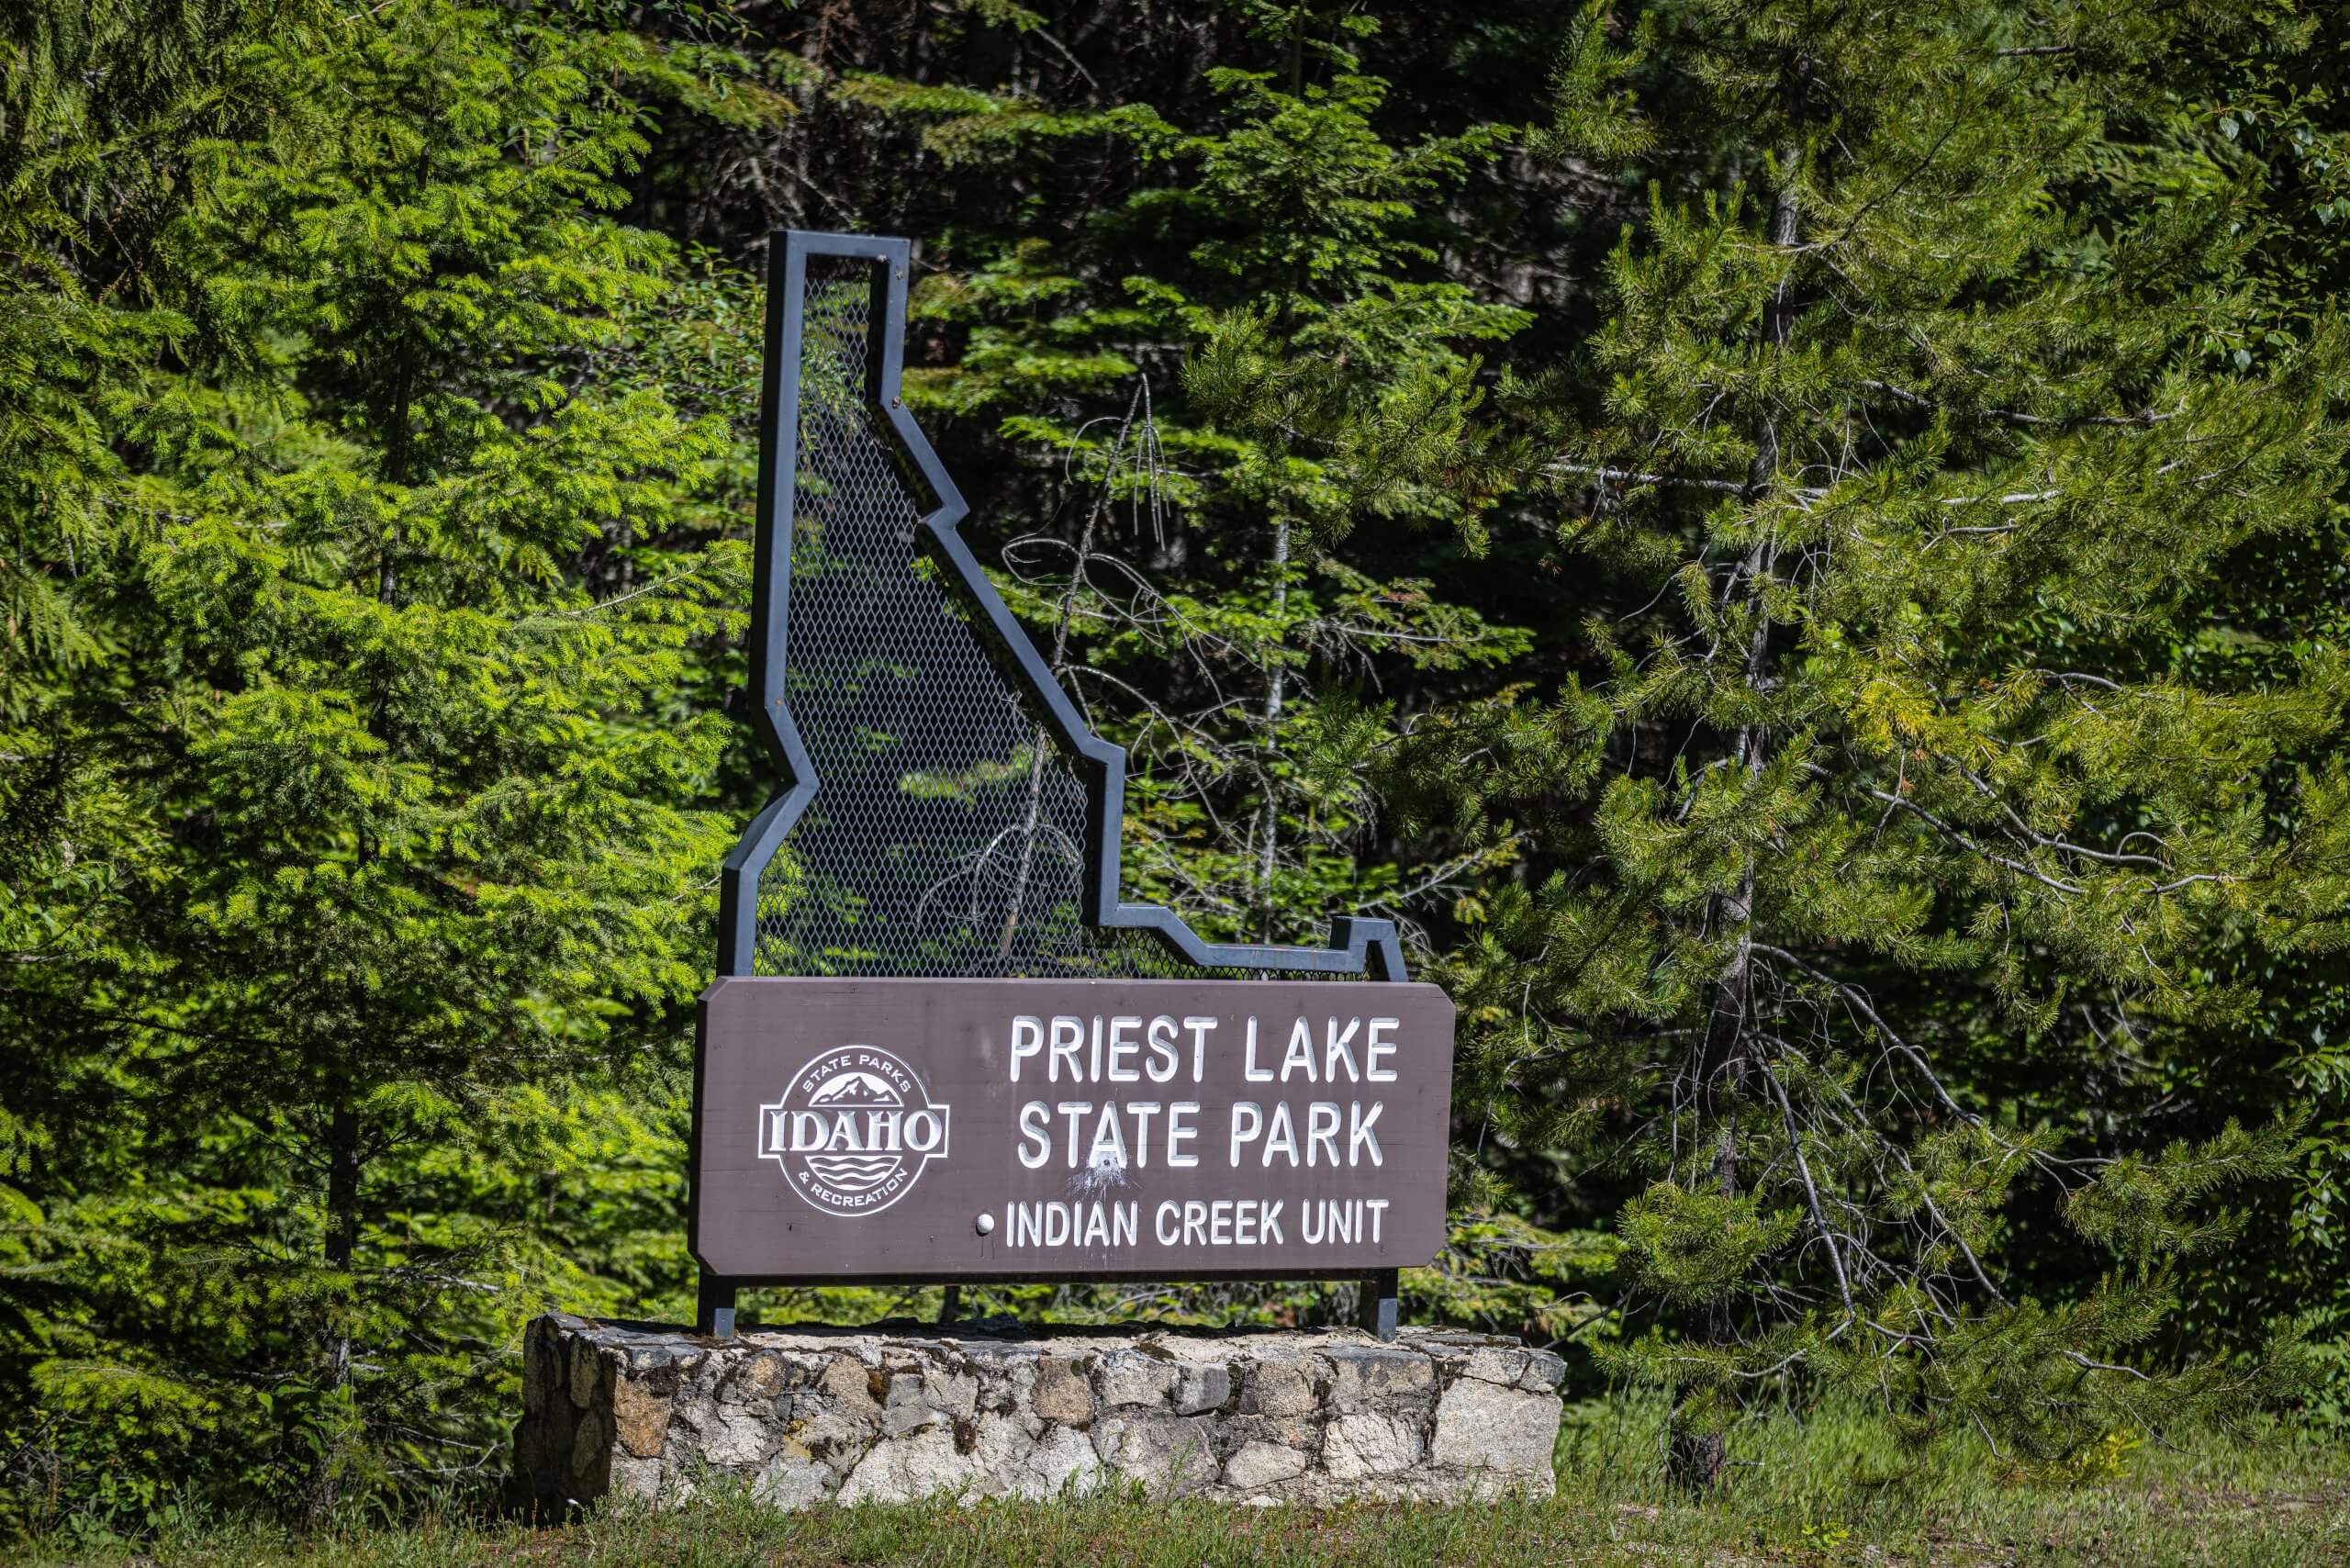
top-left (752, 254), bottom-right (1172, 979)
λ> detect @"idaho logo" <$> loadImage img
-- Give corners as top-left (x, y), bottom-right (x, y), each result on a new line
top-left (756, 1046), bottom-right (950, 1216)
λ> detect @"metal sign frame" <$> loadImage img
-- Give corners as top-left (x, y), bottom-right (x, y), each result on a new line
top-left (695, 230), bottom-right (1420, 1338)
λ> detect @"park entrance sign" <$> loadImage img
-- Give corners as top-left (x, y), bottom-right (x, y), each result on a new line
top-left (689, 230), bottom-right (1456, 1338)
top-left (694, 977), bottom-right (1453, 1279)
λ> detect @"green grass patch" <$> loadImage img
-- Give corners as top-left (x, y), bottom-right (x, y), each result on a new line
top-left (1550, 1397), bottom-right (2347, 1565)
top-left (20, 1402), bottom-right (2345, 1566)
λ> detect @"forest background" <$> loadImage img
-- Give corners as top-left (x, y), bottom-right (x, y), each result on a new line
top-left (4, 0), bottom-right (2348, 1537)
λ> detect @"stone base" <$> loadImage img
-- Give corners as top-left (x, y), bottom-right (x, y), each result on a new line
top-left (514, 1313), bottom-right (1563, 1511)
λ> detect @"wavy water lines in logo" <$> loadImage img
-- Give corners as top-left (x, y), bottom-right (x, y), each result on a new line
top-left (756, 1046), bottom-right (951, 1216)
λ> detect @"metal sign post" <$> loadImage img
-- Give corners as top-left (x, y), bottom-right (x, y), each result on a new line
top-left (692, 230), bottom-right (1446, 1340)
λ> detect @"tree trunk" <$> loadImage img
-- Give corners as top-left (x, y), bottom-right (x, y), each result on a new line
top-left (308, 1092), bottom-right (362, 1524)
top-left (1253, 515), bottom-right (1292, 943)
top-left (1668, 137), bottom-right (1801, 1494)
top-left (997, 385), bottom-right (1139, 955)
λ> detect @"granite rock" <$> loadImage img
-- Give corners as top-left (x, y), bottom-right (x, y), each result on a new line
top-left (513, 1314), bottom-right (1561, 1512)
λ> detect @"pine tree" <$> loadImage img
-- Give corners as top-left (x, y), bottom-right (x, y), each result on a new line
top-left (0, 0), bottom-right (329, 1522)
top-left (886, 4), bottom-right (1533, 954)
top-left (2104, 6), bottom-right (2350, 1410)
top-left (2, 0), bottom-right (744, 1518)
top-left (1403, 0), bottom-right (2350, 1484)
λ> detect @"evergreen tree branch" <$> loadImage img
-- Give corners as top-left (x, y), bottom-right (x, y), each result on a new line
top-left (1759, 1058), bottom-right (1859, 1324)
top-left (1861, 377), bottom-right (2180, 430)
top-left (1548, 460), bottom-right (1751, 495)
top-left (1861, 787), bottom-right (2089, 893)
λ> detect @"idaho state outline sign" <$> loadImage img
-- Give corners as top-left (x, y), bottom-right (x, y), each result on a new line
top-left (688, 230), bottom-right (1456, 1297)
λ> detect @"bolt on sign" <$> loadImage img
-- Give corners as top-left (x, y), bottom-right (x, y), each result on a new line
top-left (691, 231), bottom-right (1457, 1338)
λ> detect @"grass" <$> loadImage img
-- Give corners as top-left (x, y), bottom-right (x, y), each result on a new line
top-left (19, 1401), bottom-right (2347, 1566)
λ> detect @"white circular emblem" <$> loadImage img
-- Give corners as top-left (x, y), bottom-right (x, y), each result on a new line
top-left (755, 1046), bottom-right (951, 1217)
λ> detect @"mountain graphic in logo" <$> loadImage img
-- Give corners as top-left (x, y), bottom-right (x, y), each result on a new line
top-left (755, 1046), bottom-right (950, 1217)
top-left (807, 1071), bottom-right (898, 1107)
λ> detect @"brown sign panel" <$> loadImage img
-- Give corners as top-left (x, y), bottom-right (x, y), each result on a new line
top-left (691, 977), bottom-right (1455, 1282)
